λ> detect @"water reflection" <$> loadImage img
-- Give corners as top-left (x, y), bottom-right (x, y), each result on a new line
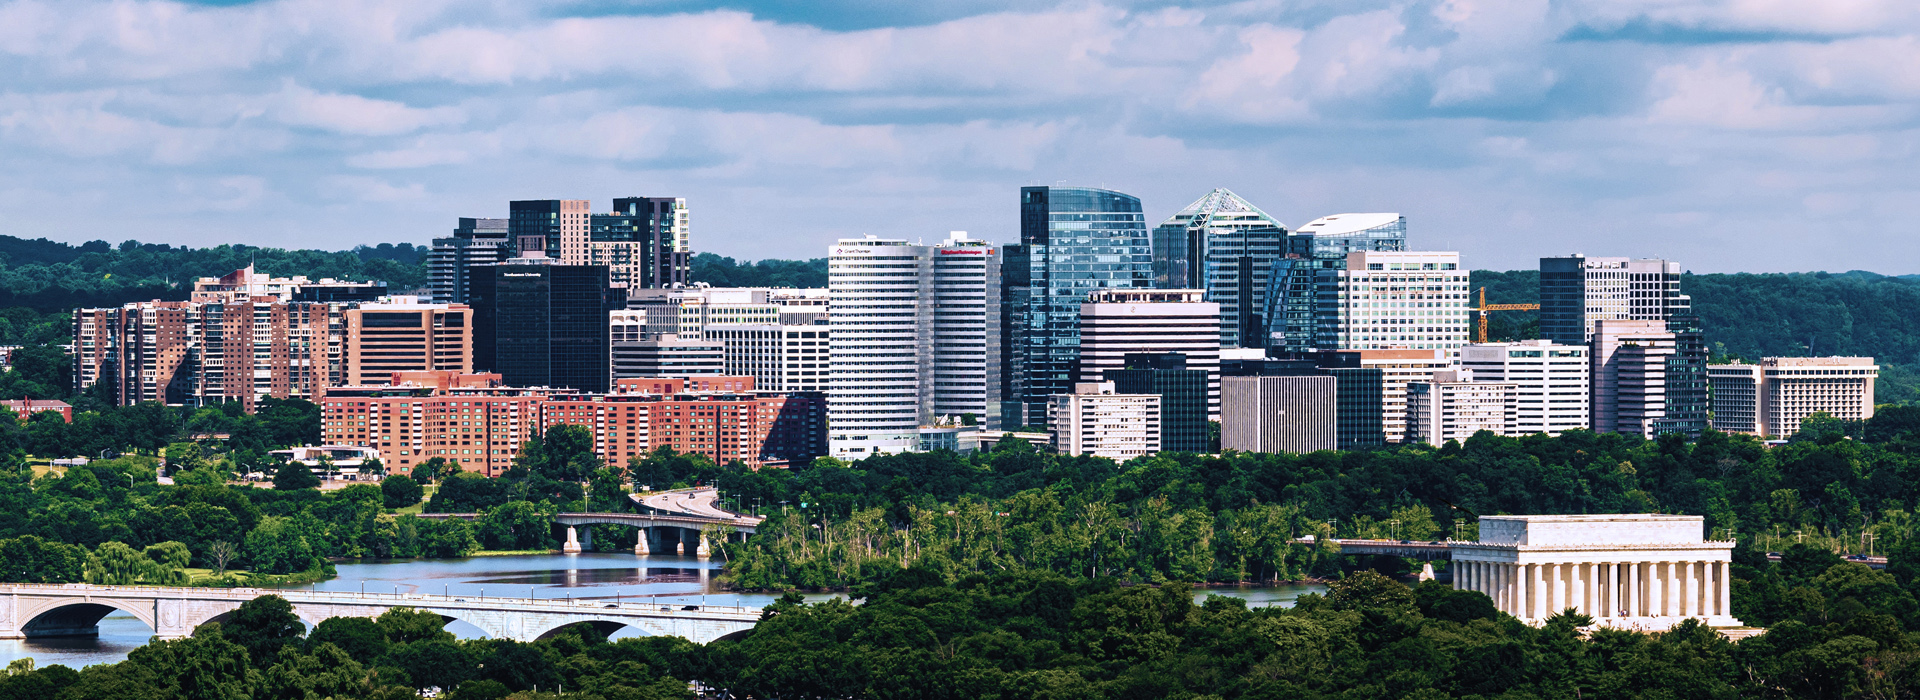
top-left (0, 552), bottom-right (1326, 667)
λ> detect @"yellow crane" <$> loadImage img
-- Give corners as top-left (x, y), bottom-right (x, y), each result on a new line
top-left (1471, 287), bottom-right (1540, 343)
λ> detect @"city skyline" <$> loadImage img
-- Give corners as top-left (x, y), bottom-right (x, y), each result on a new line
top-left (2, 1), bottom-right (1918, 273)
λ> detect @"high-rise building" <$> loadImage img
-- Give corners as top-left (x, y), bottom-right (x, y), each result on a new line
top-left (1329, 251), bottom-right (1472, 352)
top-left (1539, 256), bottom-right (1691, 345)
top-left (508, 199), bottom-right (589, 258)
top-left (1590, 320), bottom-right (1676, 437)
top-left (1048, 382), bottom-right (1160, 460)
top-left (340, 301), bottom-right (473, 386)
top-left (469, 258), bottom-right (625, 393)
top-left (1263, 214), bottom-right (1407, 352)
top-left (1225, 352), bottom-right (1388, 450)
top-left (1460, 340), bottom-right (1590, 436)
top-left (702, 323), bottom-right (830, 393)
top-left (1105, 353), bottom-right (1210, 453)
top-left (1003, 186), bottom-right (1152, 427)
top-left (829, 233), bottom-right (1001, 458)
top-left (1660, 314), bottom-right (1711, 437)
top-left (1350, 349), bottom-right (1456, 443)
top-left (1077, 288), bottom-right (1221, 419)
top-left (610, 336), bottom-right (725, 379)
top-left (1150, 188), bottom-right (1289, 347)
top-left (1709, 357), bottom-right (1879, 438)
top-left (429, 218), bottom-right (512, 305)
top-left (1406, 370), bottom-right (1515, 444)
top-left (1220, 375), bottom-right (1337, 454)
top-left (586, 197), bottom-right (691, 290)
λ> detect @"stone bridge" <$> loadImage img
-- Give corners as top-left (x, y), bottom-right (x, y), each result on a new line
top-left (0, 584), bottom-right (762, 644)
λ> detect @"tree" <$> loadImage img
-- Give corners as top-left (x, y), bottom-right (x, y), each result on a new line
top-left (85, 541), bottom-right (149, 585)
top-left (205, 540), bottom-right (237, 575)
top-left (272, 461), bottom-right (319, 491)
top-left (360, 456), bottom-right (385, 479)
top-left (381, 475), bottom-right (424, 509)
top-left (244, 516), bottom-right (317, 575)
top-left (306, 616), bottom-right (389, 664)
top-left (412, 457), bottom-right (451, 485)
top-left (0, 535), bottom-right (86, 583)
top-left (208, 594), bottom-right (305, 668)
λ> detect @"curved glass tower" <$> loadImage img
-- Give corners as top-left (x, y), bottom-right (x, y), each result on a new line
top-left (1002, 186), bottom-right (1152, 426)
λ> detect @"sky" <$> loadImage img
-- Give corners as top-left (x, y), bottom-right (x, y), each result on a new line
top-left (1, 0), bottom-right (1917, 273)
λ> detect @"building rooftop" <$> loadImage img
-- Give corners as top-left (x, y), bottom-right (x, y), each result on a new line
top-left (1295, 213), bottom-right (1403, 236)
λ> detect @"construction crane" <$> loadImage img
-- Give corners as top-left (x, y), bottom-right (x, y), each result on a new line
top-left (1471, 287), bottom-right (1540, 343)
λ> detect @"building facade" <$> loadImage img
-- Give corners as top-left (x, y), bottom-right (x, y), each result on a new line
top-left (1150, 188), bottom-right (1288, 348)
top-left (1539, 256), bottom-right (1691, 345)
top-left (585, 197), bottom-right (691, 290)
top-left (72, 294), bottom-right (332, 410)
top-left (1451, 514), bottom-right (1740, 630)
top-left (701, 323), bottom-right (830, 393)
top-left (1104, 353), bottom-right (1210, 453)
top-left (469, 258), bottom-right (624, 393)
top-left (1263, 213), bottom-right (1407, 352)
top-left (1077, 289), bottom-right (1221, 419)
top-left (1591, 320), bottom-right (1676, 438)
top-left (1329, 251), bottom-right (1472, 352)
top-left (429, 217), bottom-right (511, 305)
top-left (1048, 382), bottom-right (1160, 460)
top-left (1460, 340), bottom-right (1590, 436)
top-left (1220, 375), bottom-right (1338, 454)
top-left (1406, 371), bottom-right (1515, 444)
top-left (1004, 186), bottom-right (1152, 427)
top-left (340, 302), bottom-right (473, 386)
top-left (829, 233), bottom-right (1001, 458)
top-left (610, 337), bottom-right (725, 379)
top-left (1709, 357), bottom-right (1879, 438)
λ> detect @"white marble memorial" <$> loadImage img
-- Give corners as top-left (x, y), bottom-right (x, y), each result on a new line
top-left (1450, 514), bottom-right (1742, 630)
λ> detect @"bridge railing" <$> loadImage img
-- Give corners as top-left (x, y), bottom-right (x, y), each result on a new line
top-left (0, 583), bottom-right (765, 616)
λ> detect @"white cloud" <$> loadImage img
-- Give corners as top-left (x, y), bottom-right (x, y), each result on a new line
top-left (271, 83), bottom-right (465, 136)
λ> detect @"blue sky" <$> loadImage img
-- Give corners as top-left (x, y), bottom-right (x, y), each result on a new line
top-left (2, 0), bottom-right (1917, 272)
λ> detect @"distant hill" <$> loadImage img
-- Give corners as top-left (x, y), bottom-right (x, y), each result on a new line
top-left (0, 235), bottom-right (428, 311)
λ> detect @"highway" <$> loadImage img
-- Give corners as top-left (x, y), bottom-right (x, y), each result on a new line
top-left (634, 487), bottom-right (762, 525)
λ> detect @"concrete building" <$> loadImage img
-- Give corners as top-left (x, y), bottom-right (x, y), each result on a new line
top-left (611, 337), bottom-right (725, 379)
top-left (1150, 188), bottom-right (1289, 347)
top-left (1540, 256), bottom-right (1691, 345)
top-left (585, 197), bottom-right (691, 290)
top-left (1048, 382), bottom-right (1160, 460)
top-left (1348, 349), bottom-right (1456, 443)
top-left (1329, 251), bottom-right (1472, 352)
top-left (0, 399), bottom-right (71, 423)
top-left (1263, 213), bottom-right (1408, 352)
top-left (1709, 357), bottom-right (1879, 438)
top-left (1077, 288), bottom-right (1221, 419)
top-left (701, 323), bottom-right (830, 394)
top-left (429, 218), bottom-right (511, 305)
top-left (1104, 353), bottom-right (1210, 453)
top-left (1221, 375), bottom-right (1337, 454)
top-left (1406, 370), bottom-right (1515, 445)
top-left (828, 233), bottom-right (1000, 458)
top-left (1461, 340), bottom-right (1589, 436)
top-left (1004, 186), bottom-right (1152, 427)
top-left (1451, 514), bottom-right (1741, 630)
top-left (1591, 320), bottom-right (1676, 438)
top-left (1225, 352), bottom-right (1387, 450)
top-left (72, 291), bottom-right (334, 410)
top-left (339, 301), bottom-right (473, 386)
top-left (626, 287), bottom-right (830, 338)
top-left (189, 265), bottom-right (383, 304)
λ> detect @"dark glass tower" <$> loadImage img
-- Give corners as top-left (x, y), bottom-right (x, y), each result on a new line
top-left (1105, 353), bottom-right (1210, 453)
top-left (1150, 188), bottom-right (1288, 348)
top-left (1261, 214), bottom-right (1407, 352)
top-left (1002, 186), bottom-right (1152, 426)
top-left (592, 197), bottom-right (690, 289)
top-left (1658, 314), bottom-right (1710, 437)
top-left (470, 260), bottom-right (624, 393)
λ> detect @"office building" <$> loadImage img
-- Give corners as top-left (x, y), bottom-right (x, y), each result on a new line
top-left (1539, 256), bottom-right (1690, 345)
top-left (1150, 188), bottom-right (1289, 347)
top-left (1330, 251), bottom-right (1472, 352)
top-left (829, 233), bottom-right (1001, 458)
top-left (1590, 320), bottom-right (1676, 438)
top-left (1460, 340), bottom-right (1589, 436)
top-left (1660, 314), bottom-right (1711, 436)
top-left (429, 218), bottom-right (512, 305)
top-left (625, 287), bottom-right (830, 337)
top-left (586, 197), bottom-right (691, 289)
top-left (1709, 357), bottom-right (1879, 438)
top-left (469, 258), bottom-right (624, 393)
top-left (1263, 213), bottom-right (1407, 352)
top-left (339, 301), bottom-right (473, 386)
top-left (1353, 349), bottom-right (1456, 443)
top-left (1406, 370), bottom-right (1515, 444)
top-left (1048, 382), bottom-right (1160, 460)
top-left (702, 323), bottom-right (830, 393)
top-left (508, 199), bottom-right (589, 258)
top-left (1104, 353), bottom-right (1210, 453)
top-left (1077, 289), bottom-right (1221, 418)
top-left (1004, 186), bottom-right (1152, 427)
top-left (1220, 375), bottom-right (1337, 454)
top-left (610, 336), bottom-right (725, 379)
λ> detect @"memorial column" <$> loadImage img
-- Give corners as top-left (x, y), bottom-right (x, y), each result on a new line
top-left (1626, 561), bottom-right (1639, 617)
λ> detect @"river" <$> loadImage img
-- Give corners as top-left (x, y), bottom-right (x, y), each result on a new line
top-left (0, 553), bottom-right (1327, 668)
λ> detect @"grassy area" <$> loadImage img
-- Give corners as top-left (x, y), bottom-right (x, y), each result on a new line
top-left (389, 484), bottom-right (437, 515)
top-left (180, 566), bottom-right (336, 588)
top-left (468, 549), bottom-right (558, 557)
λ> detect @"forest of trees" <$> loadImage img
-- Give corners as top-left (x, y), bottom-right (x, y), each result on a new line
top-left (0, 235), bottom-right (427, 313)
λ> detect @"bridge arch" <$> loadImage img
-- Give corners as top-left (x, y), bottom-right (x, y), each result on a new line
top-left (531, 618), bottom-right (639, 642)
top-left (15, 598), bottom-right (156, 638)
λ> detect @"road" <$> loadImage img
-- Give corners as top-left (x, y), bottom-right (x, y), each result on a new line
top-left (634, 488), bottom-right (761, 525)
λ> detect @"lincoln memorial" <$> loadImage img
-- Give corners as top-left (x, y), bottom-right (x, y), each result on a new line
top-left (1449, 514), bottom-right (1743, 630)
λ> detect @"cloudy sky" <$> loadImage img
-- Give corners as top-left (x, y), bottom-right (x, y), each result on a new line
top-left (1, 0), bottom-right (1916, 272)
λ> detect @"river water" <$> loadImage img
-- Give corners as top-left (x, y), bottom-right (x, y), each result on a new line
top-left (0, 552), bottom-right (1327, 668)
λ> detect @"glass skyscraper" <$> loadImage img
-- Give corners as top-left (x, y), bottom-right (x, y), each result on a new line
top-left (1150, 188), bottom-right (1288, 348)
top-left (1262, 213), bottom-right (1407, 352)
top-left (1003, 186), bottom-right (1152, 426)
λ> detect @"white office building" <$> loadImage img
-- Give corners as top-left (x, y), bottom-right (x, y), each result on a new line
top-left (702, 323), bottom-right (830, 394)
top-left (1540, 256), bottom-right (1691, 345)
top-left (610, 336), bottom-right (725, 379)
top-left (1461, 340), bottom-right (1590, 436)
top-left (1049, 382), bottom-right (1160, 460)
top-left (828, 233), bottom-right (1000, 458)
top-left (1709, 357), bottom-right (1878, 438)
top-left (1591, 320), bottom-right (1676, 438)
top-left (1352, 349), bottom-right (1456, 443)
top-left (1333, 251), bottom-right (1472, 352)
top-left (1078, 288), bottom-right (1222, 419)
top-left (1407, 370), bottom-right (1515, 445)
